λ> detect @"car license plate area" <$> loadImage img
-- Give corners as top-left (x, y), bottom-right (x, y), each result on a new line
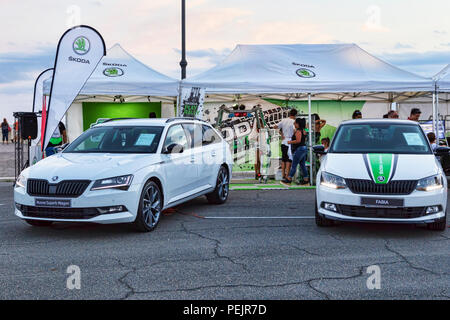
top-left (360, 197), bottom-right (404, 208)
top-left (35, 199), bottom-right (71, 208)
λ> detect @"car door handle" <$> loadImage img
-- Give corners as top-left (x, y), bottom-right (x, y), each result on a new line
top-left (190, 156), bottom-right (195, 163)
top-left (211, 151), bottom-right (217, 157)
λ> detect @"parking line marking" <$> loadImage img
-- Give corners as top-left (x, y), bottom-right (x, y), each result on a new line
top-left (204, 216), bottom-right (315, 219)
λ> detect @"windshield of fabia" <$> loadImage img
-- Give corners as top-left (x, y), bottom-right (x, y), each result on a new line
top-left (64, 126), bottom-right (164, 153)
top-left (330, 123), bottom-right (432, 154)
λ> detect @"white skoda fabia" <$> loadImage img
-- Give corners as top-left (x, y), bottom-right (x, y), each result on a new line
top-left (14, 118), bottom-right (233, 232)
top-left (314, 119), bottom-right (448, 231)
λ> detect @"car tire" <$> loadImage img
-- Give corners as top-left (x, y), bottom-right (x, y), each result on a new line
top-left (134, 180), bottom-right (162, 232)
top-left (427, 211), bottom-right (447, 231)
top-left (206, 166), bottom-right (229, 205)
top-left (315, 198), bottom-right (334, 227)
top-left (25, 219), bottom-right (53, 227)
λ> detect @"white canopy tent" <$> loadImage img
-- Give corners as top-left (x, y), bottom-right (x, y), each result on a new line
top-left (182, 43), bottom-right (433, 99)
top-left (435, 64), bottom-right (450, 93)
top-left (182, 43), bottom-right (435, 181)
top-left (41, 43), bottom-right (179, 144)
top-left (43, 43), bottom-right (179, 98)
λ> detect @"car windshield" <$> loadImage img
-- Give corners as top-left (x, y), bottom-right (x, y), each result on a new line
top-left (64, 126), bottom-right (164, 153)
top-left (330, 123), bottom-right (432, 154)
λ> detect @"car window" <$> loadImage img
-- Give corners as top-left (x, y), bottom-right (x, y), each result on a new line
top-left (163, 124), bottom-right (189, 151)
top-left (330, 123), bottom-right (431, 154)
top-left (183, 123), bottom-right (203, 148)
top-left (64, 126), bottom-right (163, 153)
top-left (202, 125), bottom-right (222, 146)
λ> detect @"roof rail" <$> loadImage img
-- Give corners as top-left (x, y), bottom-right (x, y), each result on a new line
top-left (165, 117), bottom-right (208, 123)
top-left (101, 118), bottom-right (138, 123)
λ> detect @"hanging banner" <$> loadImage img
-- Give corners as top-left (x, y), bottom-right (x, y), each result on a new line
top-left (32, 68), bottom-right (53, 113)
top-left (179, 86), bottom-right (205, 118)
top-left (31, 68), bottom-right (53, 148)
top-left (42, 25), bottom-right (106, 151)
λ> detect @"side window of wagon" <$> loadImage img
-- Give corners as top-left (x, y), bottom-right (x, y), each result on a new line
top-left (202, 125), bottom-right (222, 146)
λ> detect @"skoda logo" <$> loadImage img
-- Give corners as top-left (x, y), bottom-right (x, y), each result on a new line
top-left (73, 36), bottom-right (90, 55)
top-left (296, 68), bottom-right (316, 78)
top-left (103, 67), bottom-right (124, 77)
top-left (52, 176), bottom-right (59, 182)
top-left (377, 176), bottom-right (385, 182)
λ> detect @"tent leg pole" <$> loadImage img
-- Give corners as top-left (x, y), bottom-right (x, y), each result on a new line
top-left (436, 91), bottom-right (440, 141)
top-left (432, 92), bottom-right (437, 137)
top-left (308, 94), bottom-right (313, 186)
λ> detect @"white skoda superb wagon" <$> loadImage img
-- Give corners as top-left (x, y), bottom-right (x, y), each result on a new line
top-left (314, 119), bottom-right (448, 231)
top-left (14, 118), bottom-right (233, 232)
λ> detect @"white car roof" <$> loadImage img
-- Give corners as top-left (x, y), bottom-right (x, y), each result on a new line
top-left (340, 119), bottom-right (420, 126)
top-left (95, 118), bottom-right (210, 127)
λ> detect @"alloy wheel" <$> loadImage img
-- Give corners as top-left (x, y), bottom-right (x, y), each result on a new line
top-left (142, 184), bottom-right (161, 228)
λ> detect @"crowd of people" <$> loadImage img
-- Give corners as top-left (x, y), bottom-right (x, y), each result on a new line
top-left (274, 106), bottom-right (441, 186)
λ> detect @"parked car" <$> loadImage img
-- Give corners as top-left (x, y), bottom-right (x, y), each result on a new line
top-left (14, 118), bottom-right (233, 232)
top-left (314, 119), bottom-right (448, 231)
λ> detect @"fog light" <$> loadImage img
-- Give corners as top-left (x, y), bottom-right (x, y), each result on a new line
top-left (324, 202), bottom-right (338, 212)
top-left (425, 206), bottom-right (440, 214)
top-left (97, 205), bottom-right (126, 214)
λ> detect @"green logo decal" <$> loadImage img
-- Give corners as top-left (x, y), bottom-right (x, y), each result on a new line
top-left (103, 67), bottom-right (124, 77)
top-left (73, 36), bottom-right (90, 55)
top-left (296, 68), bottom-right (316, 78)
top-left (368, 154), bottom-right (393, 184)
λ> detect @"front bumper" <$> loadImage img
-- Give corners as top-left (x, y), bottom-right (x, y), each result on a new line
top-left (316, 184), bottom-right (447, 224)
top-left (14, 183), bottom-right (142, 224)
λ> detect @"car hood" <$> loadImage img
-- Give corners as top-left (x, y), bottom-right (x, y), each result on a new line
top-left (322, 153), bottom-right (441, 182)
top-left (25, 153), bottom-right (164, 181)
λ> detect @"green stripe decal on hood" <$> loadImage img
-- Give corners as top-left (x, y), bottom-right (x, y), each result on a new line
top-left (367, 154), bottom-right (394, 184)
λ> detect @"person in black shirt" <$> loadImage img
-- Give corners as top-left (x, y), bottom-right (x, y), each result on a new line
top-left (281, 118), bottom-right (309, 185)
top-left (1, 119), bottom-right (10, 144)
top-left (45, 122), bottom-right (67, 156)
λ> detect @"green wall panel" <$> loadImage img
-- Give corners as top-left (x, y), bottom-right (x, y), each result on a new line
top-left (82, 102), bottom-right (161, 131)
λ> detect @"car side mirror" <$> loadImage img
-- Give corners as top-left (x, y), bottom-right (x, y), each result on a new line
top-left (163, 143), bottom-right (184, 154)
top-left (313, 145), bottom-right (326, 155)
top-left (56, 143), bottom-right (69, 153)
top-left (434, 146), bottom-right (450, 156)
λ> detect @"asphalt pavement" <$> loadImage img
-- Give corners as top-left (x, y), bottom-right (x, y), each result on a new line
top-left (0, 182), bottom-right (448, 300)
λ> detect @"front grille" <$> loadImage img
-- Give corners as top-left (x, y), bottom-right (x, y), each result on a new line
top-left (27, 179), bottom-right (91, 198)
top-left (20, 205), bottom-right (100, 220)
top-left (346, 179), bottom-right (417, 195)
top-left (338, 205), bottom-right (427, 219)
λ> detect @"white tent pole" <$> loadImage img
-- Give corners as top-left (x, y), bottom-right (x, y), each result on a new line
top-left (432, 91), bottom-right (437, 137)
top-left (436, 88), bottom-right (440, 141)
top-left (176, 82), bottom-right (182, 116)
top-left (308, 94), bottom-right (313, 185)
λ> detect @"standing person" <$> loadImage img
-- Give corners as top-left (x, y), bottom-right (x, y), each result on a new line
top-left (312, 113), bottom-right (327, 144)
top-left (321, 137), bottom-right (330, 152)
top-left (408, 108), bottom-right (421, 121)
top-left (352, 110), bottom-right (362, 119)
top-left (1, 119), bottom-right (9, 145)
top-left (387, 110), bottom-right (399, 118)
top-left (273, 108), bottom-right (297, 180)
top-left (281, 118), bottom-right (309, 186)
top-left (45, 121), bottom-right (68, 156)
top-left (427, 132), bottom-right (437, 151)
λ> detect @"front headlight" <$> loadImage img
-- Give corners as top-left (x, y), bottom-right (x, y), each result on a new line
top-left (416, 174), bottom-right (443, 192)
top-left (16, 174), bottom-right (27, 188)
top-left (320, 172), bottom-right (347, 189)
top-left (91, 175), bottom-right (133, 191)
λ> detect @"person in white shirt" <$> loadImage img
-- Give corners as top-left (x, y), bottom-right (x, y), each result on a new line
top-left (274, 109), bottom-right (297, 180)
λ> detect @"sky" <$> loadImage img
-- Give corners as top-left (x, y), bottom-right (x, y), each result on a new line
top-left (1, 0), bottom-right (450, 122)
